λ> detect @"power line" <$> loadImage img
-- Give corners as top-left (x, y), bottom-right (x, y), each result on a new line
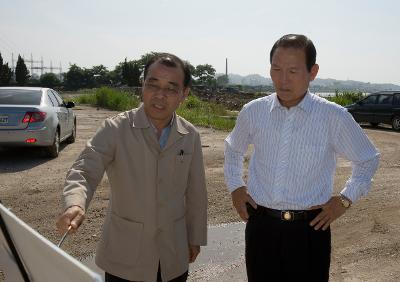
top-left (11, 53), bottom-right (63, 79)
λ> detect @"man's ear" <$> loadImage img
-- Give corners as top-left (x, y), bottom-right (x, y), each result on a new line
top-left (310, 64), bottom-right (319, 81)
top-left (181, 88), bottom-right (190, 101)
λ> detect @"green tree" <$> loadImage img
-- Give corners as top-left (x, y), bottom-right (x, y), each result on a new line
top-left (82, 68), bottom-right (95, 88)
top-left (91, 65), bottom-right (111, 86)
top-left (194, 64), bottom-right (216, 86)
top-left (109, 63), bottom-right (124, 85)
top-left (216, 74), bottom-right (229, 86)
top-left (40, 73), bottom-right (61, 88)
top-left (15, 55), bottom-right (30, 85)
top-left (0, 52), bottom-right (3, 80)
top-left (0, 63), bottom-right (12, 86)
top-left (64, 64), bottom-right (85, 90)
top-left (122, 58), bottom-right (141, 87)
top-left (186, 61), bottom-right (195, 80)
top-left (137, 52), bottom-right (158, 72)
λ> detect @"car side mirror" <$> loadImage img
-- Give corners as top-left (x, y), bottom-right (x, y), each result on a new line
top-left (66, 101), bottom-right (75, 108)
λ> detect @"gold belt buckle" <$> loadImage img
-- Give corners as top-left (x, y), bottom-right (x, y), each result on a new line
top-left (281, 211), bottom-right (294, 221)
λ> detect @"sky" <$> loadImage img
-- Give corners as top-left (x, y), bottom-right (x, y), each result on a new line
top-left (0, 0), bottom-right (399, 85)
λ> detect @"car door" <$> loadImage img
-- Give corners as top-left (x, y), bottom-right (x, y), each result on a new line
top-left (352, 95), bottom-right (378, 122)
top-left (48, 90), bottom-right (68, 139)
top-left (373, 94), bottom-right (393, 124)
top-left (52, 90), bottom-right (73, 138)
top-left (394, 93), bottom-right (400, 118)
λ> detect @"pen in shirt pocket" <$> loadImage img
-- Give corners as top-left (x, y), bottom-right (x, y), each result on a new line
top-left (179, 149), bottom-right (184, 162)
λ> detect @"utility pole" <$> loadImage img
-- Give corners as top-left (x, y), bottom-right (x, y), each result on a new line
top-left (11, 53), bottom-right (14, 72)
top-left (225, 58), bottom-right (228, 77)
top-left (21, 54), bottom-right (62, 78)
top-left (30, 53), bottom-right (34, 75)
top-left (41, 56), bottom-right (44, 76)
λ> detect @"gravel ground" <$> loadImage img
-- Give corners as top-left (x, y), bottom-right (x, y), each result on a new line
top-left (1, 105), bottom-right (400, 281)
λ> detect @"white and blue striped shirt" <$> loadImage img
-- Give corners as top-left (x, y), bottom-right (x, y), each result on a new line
top-left (224, 91), bottom-right (379, 210)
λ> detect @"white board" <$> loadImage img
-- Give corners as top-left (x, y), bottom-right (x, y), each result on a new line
top-left (0, 203), bottom-right (103, 282)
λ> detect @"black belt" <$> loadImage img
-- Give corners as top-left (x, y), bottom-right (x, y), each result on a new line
top-left (246, 203), bottom-right (321, 222)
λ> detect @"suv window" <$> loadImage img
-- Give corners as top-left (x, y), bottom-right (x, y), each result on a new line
top-left (394, 94), bottom-right (400, 105)
top-left (362, 95), bottom-right (377, 105)
top-left (377, 94), bottom-right (393, 105)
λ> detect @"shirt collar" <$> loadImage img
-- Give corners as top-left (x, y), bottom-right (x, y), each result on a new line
top-left (148, 114), bottom-right (175, 134)
top-left (269, 90), bottom-right (313, 113)
top-left (131, 103), bottom-right (188, 134)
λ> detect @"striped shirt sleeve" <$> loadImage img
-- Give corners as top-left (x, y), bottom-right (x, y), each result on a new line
top-left (224, 107), bottom-right (252, 192)
top-left (333, 109), bottom-right (380, 202)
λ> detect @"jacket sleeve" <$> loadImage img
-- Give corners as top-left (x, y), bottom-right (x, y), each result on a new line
top-left (185, 131), bottom-right (208, 246)
top-left (62, 118), bottom-right (116, 212)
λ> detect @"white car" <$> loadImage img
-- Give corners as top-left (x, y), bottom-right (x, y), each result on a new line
top-left (0, 87), bottom-right (76, 157)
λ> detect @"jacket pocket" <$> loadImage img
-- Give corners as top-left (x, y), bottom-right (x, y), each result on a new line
top-left (103, 213), bottom-right (144, 266)
top-left (174, 153), bottom-right (192, 189)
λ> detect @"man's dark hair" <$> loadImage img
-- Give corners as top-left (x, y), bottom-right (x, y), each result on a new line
top-left (143, 52), bottom-right (192, 88)
top-left (269, 34), bottom-right (317, 72)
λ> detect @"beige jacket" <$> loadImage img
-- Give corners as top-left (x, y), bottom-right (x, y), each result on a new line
top-left (63, 105), bottom-right (207, 281)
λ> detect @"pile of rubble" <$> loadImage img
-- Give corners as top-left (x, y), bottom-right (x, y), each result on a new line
top-left (192, 88), bottom-right (270, 111)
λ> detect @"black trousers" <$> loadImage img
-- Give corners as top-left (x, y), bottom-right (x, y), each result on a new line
top-left (105, 263), bottom-right (188, 282)
top-left (245, 206), bottom-right (331, 282)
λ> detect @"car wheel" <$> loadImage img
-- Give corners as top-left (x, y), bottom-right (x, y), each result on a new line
top-left (392, 116), bottom-right (400, 131)
top-left (47, 130), bottom-right (60, 158)
top-left (66, 120), bottom-right (76, 144)
top-left (370, 122), bottom-right (379, 127)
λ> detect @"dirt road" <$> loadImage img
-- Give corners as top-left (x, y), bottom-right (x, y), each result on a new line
top-left (1, 105), bottom-right (400, 281)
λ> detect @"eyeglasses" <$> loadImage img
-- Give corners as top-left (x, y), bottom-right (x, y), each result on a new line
top-left (143, 83), bottom-right (182, 97)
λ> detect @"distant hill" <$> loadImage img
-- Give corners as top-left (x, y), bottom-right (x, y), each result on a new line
top-left (311, 78), bottom-right (400, 93)
top-left (218, 73), bottom-right (400, 93)
top-left (225, 74), bottom-right (272, 86)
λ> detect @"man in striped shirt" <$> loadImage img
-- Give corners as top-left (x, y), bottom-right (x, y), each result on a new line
top-left (224, 34), bottom-right (379, 281)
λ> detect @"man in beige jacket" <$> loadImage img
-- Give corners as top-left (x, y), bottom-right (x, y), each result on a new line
top-left (56, 53), bottom-right (207, 282)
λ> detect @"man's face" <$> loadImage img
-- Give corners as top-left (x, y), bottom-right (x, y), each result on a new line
top-left (270, 47), bottom-right (318, 108)
top-left (142, 61), bottom-right (189, 128)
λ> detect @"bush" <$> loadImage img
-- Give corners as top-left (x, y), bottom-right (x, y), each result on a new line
top-left (74, 88), bottom-right (237, 130)
top-left (177, 95), bottom-right (236, 130)
top-left (75, 87), bottom-right (140, 111)
top-left (326, 90), bottom-right (364, 106)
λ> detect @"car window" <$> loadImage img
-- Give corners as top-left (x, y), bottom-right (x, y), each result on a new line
top-left (51, 90), bottom-right (66, 107)
top-left (394, 94), bottom-right (400, 105)
top-left (45, 93), bottom-right (54, 106)
top-left (46, 91), bottom-right (57, 106)
top-left (377, 94), bottom-right (393, 105)
top-left (0, 89), bottom-right (42, 105)
top-left (361, 95), bottom-right (377, 105)
top-left (49, 90), bottom-right (64, 107)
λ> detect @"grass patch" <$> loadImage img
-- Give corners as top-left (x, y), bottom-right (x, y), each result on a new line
top-left (326, 90), bottom-right (364, 106)
top-left (178, 95), bottom-right (236, 130)
top-left (71, 88), bottom-right (237, 130)
top-left (73, 87), bottom-right (140, 111)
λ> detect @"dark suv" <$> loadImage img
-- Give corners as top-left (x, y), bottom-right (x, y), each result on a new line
top-left (345, 91), bottom-right (400, 131)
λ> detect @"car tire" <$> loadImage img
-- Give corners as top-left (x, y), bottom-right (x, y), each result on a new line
top-left (370, 122), bottom-right (379, 127)
top-left (392, 116), bottom-right (400, 131)
top-left (46, 130), bottom-right (60, 158)
top-left (66, 120), bottom-right (76, 144)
